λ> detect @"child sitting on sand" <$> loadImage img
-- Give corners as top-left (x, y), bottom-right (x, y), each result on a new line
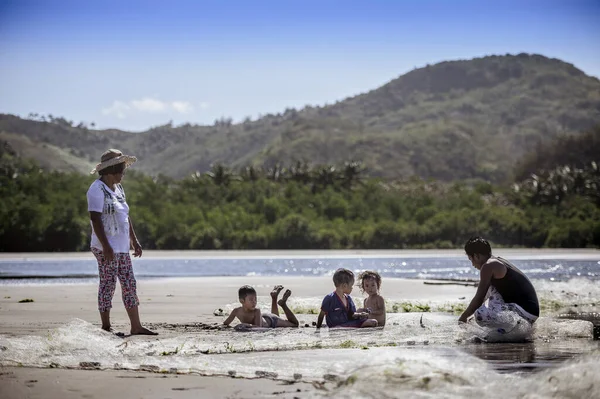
top-left (223, 285), bottom-right (299, 330)
top-left (357, 271), bottom-right (386, 327)
top-left (316, 268), bottom-right (378, 328)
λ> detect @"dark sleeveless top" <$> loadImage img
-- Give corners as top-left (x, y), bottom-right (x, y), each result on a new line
top-left (491, 257), bottom-right (540, 317)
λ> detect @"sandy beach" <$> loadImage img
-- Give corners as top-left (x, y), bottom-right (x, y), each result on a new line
top-left (1, 274), bottom-right (598, 398)
top-left (0, 276), bottom-right (477, 398)
top-left (0, 276), bottom-right (475, 335)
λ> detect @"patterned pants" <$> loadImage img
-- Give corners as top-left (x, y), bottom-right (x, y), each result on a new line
top-left (474, 286), bottom-right (537, 329)
top-left (92, 248), bottom-right (140, 312)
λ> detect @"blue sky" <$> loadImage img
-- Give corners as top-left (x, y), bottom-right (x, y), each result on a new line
top-left (1, 0), bottom-right (598, 131)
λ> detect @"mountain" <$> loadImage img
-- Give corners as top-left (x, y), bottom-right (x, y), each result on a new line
top-left (2, 53), bottom-right (599, 182)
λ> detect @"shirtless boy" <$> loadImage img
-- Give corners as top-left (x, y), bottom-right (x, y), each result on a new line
top-left (223, 285), bottom-right (300, 330)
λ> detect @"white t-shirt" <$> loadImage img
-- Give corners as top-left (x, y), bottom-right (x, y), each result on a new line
top-left (86, 179), bottom-right (131, 253)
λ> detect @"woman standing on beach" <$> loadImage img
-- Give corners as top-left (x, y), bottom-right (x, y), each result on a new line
top-left (87, 149), bottom-right (156, 335)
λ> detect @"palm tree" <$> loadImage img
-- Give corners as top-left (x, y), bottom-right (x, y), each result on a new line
top-left (239, 165), bottom-right (262, 182)
top-left (312, 164), bottom-right (338, 192)
top-left (288, 160), bottom-right (311, 184)
top-left (266, 162), bottom-right (287, 182)
top-left (340, 160), bottom-right (366, 189)
top-left (205, 163), bottom-right (235, 186)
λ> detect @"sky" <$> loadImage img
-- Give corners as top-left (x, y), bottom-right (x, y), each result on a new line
top-left (0, 0), bottom-right (599, 131)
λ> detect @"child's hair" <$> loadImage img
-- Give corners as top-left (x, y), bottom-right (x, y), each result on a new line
top-left (357, 270), bottom-right (382, 292)
top-left (238, 285), bottom-right (256, 300)
top-left (333, 268), bottom-right (355, 287)
top-left (464, 236), bottom-right (492, 257)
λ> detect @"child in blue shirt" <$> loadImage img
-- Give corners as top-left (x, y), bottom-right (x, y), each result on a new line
top-left (316, 268), bottom-right (378, 329)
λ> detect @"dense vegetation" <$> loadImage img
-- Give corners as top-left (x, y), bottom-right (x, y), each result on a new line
top-left (1, 53), bottom-right (599, 183)
top-left (2, 126), bottom-right (598, 251)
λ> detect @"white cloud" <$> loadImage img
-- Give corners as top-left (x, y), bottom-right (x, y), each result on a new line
top-left (101, 97), bottom-right (205, 119)
top-left (131, 97), bottom-right (167, 112)
top-left (172, 101), bottom-right (194, 114)
top-left (101, 101), bottom-right (130, 119)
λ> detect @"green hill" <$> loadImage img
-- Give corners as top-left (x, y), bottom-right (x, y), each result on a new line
top-left (1, 53), bottom-right (599, 182)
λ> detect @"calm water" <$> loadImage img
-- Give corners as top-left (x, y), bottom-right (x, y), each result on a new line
top-left (1, 255), bottom-right (599, 284)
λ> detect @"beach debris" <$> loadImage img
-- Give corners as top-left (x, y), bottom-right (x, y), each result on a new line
top-left (139, 364), bottom-right (160, 372)
top-left (3, 296), bottom-right (10, 299)
top-left (0, 346), bottom-right (7, 351)
top-left (423, 278), bottom-right (478, 287)
top-left (407, 340), bottom-right (416, 345)
top-left (79, 362), bottom-right (101, 370)
top-left (459, 297), bottom-right (466, 300)
top-left (166, 294), bottom-right (174, 297)
top-left (116, 341), bottom-right (129, 350)
top-left (312, 321), bottom-right (317, 326)
top-left (339, 340), bottom-right (356, 348)
top-left (160, 347), bottom-right (180, 356)
top-left (18, 298), bottom-right (34, 303)
top-left (293, 373), bottom-right (302, 380)
top-left (420, 314), bottom-right (425, 328)
top-left (213, 308), bottom-right (226, 316)
top-left (323, 374), bottom-right (340, 382)
top-left (228, 370), bottom-right (236, 377)
top-left (48, 362), bottom-right (59, 368)
top-left (312, 381), bottom-right (328, 390)
top-left (255, 370), bottom-right (278, 378)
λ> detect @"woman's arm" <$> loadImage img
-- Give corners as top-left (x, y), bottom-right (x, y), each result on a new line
top-left (90, 211), bottom-right (114, 262)
top-left (128, 217), bottom-right (142, 257)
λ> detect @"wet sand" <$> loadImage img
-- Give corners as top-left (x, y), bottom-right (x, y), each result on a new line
top-left (0, 367), bottom-right (319, 399)
top-left (0, 276), bottom-right (475, 336)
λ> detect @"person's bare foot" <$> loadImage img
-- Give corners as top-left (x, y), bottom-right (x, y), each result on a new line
top-left (270, 285), bottom-right (284, 300)
top-left (278, 289), bottom-right (292, 306)
top-left (130, 327), bottom-right (158, 335)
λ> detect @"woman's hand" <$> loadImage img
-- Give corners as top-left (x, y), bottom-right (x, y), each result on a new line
top-left (103, 245), bottom-right (115, 263)
top-left (132, 240), bottom-right (143, 258)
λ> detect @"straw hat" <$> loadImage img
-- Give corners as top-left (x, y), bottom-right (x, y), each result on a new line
top-left (90, 149), bottom-right (137, 174)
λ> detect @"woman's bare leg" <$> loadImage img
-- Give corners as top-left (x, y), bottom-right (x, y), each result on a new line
top-left (126, 306), bottom-right (157, 335)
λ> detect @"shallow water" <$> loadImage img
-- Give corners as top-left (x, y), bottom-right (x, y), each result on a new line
top-left (0, 316), bottom-right (598, 397)
top-left (1, 256), bottom-right (599, 283)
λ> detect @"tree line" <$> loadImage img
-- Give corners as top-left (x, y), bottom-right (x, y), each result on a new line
top-left (1, 141), bottom-right (598, 251)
